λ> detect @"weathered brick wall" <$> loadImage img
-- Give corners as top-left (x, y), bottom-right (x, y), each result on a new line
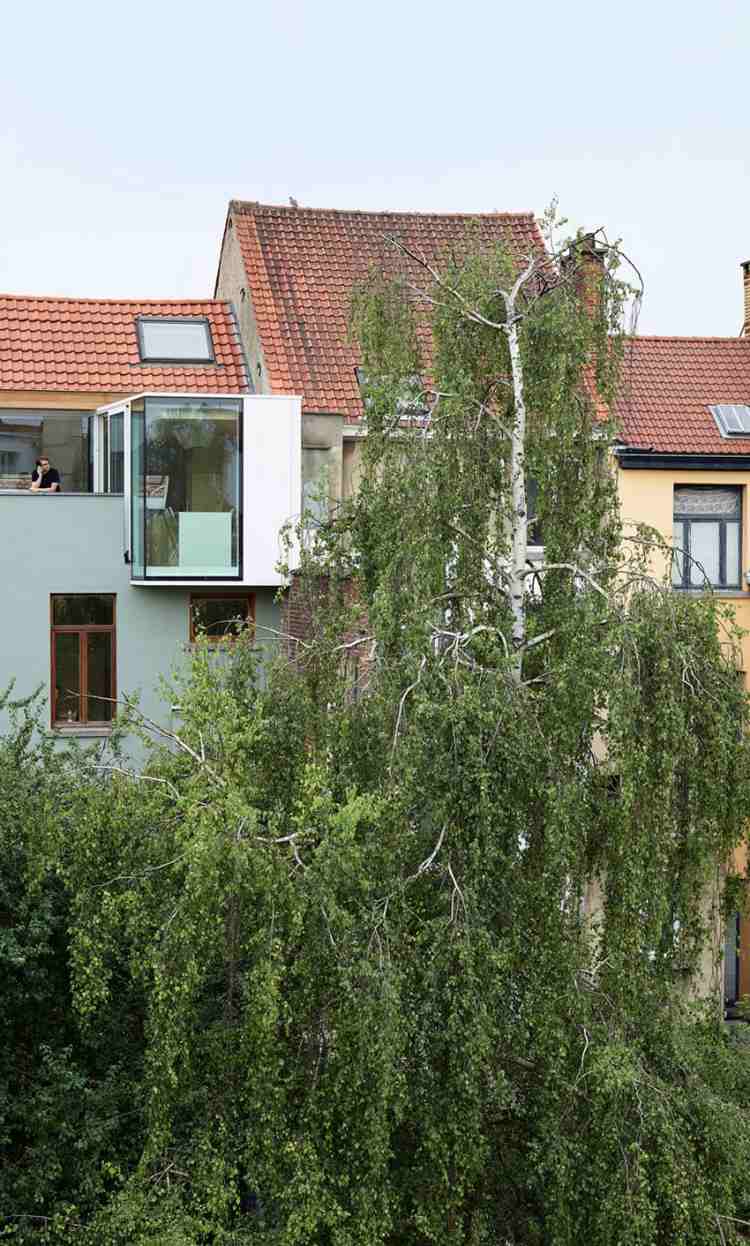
top-left (281, 572), bottom-right (372, 698)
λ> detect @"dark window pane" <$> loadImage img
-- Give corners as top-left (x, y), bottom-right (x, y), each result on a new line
top-left (192, 596), bottom-right (251, 638)
top-left (53, 595), bottom-right (114, 626)
top-left (54, 634), bottom-right (80, 723)
top-left (109, 412), bottom-right (124, 493)
top-left (86, 633), bottom-right (113, 721)
top-left (727, 521), bottom-right (741, 586)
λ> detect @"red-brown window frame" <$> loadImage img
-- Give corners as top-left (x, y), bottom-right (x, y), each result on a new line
top-left (189, 591), bottom-right (255, 644)
top-left (50, 594), bottom-right (117, 728)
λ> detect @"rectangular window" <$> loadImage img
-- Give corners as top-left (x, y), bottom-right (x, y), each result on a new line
top-left (189, 593), bottom-right (254, 642)
top-left (131, 396), bottom-right (242, 580)
top-left (136, 317), bottom-right (214, 363)
top-left (0, 410), bottom-right (91, 492)
top-left (672, 486), bottom-right (742, 590)
top-left (51, 595), bottom-right (116, 727)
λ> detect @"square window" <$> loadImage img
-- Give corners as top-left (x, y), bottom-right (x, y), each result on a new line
top-left (189, 593), bottom-right (254, 642)
top-left (672, 487), bottom-right (741, 590)
top-left (51, 594), bottom-right (116, 726)
top-left (136, 317), bottom-right (215, 363)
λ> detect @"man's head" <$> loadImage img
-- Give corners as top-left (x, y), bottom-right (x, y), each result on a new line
top-left (39, 458), bottom-right (50, 472)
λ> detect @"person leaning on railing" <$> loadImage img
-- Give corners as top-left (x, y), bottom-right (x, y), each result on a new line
top-left (30, 458), bottom-right (61, 492)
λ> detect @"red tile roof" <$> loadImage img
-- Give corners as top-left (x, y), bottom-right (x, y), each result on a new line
top-left (616, 336), bottom-right (750, 455)
top-left (224, 201), bottom-right (546, 421)
top-left (0, 296), bottom-right (249, 394)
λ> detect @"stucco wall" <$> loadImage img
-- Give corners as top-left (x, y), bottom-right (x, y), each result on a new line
top-left (617, 463), bottom-right (750, 1002)
top-left (0, 493), bottom-right (280, 753)
top-left (617, 465), bottom-right (750, 676)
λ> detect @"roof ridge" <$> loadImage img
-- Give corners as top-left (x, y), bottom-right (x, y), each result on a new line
top-left (229, 199), bottom-right (537, 221)
top-left (0, 293), bottom-right (231, 307)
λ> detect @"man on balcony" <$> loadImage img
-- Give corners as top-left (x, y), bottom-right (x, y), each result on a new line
top-left (30, 457), bottom-right (61, 492)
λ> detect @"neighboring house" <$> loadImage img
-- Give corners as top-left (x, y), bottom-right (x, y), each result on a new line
top-left (214, 200), bottom-right (545, 501)
top-left (214, 203), bottom-right (750, 1010)
top-left (213, 200), bottom-right (545, 638)
top-left (614, 266), bottom-right (750, 1008)
top-left (0, 295), bottom-right (300, 744)
top-left (0, 202), bottom-right (543, 745)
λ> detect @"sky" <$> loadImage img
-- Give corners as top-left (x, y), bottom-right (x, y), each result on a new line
top-left (1, 0), bottom-right (748, 336)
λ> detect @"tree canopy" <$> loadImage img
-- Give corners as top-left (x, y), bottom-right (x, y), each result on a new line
top-left (4, 221), bottom-right (750, 1245)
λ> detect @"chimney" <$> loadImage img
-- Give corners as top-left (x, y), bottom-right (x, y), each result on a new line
top-left (742, 261), bottom-right (750, 336)
top-left (563, 233), bottom-right (605, 318)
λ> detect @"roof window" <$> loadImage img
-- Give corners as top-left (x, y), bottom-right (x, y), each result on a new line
top-left (136, 317), bottom-right (215, 364)
top-left (710, 404), bottom-right (750, 438)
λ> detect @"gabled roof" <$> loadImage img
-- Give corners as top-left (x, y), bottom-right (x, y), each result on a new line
top-left (0, 296), bottom-right (249, 394)
top-left (616, 336), bottom-right (750, 456)
top-left (221, 201), bottom-right (546, 421)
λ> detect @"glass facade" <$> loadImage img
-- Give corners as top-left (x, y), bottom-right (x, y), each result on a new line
top-left (0, 410), bottom-right (91, 492)
top-left (131, 397), bottom-right (242, 580)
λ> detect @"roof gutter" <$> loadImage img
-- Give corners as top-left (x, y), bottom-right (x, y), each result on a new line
top-left (617, 449), bottom-right (750, 470)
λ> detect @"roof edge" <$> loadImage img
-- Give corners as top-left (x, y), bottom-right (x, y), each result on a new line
top-left (0, 293), bottom-right (234, 307)
top-left (617, 449), bottom-right (750, 469)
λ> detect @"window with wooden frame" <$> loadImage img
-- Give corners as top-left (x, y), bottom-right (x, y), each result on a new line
top-left (189, 592), bottom-right (255, 643)
top-left (51, 595), bottom-right (116, 727)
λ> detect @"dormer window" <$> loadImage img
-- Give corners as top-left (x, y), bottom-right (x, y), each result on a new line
top-left (136, 317), bottom-right (215, 364)
top-left (710, 404), bottom-right (750, 438)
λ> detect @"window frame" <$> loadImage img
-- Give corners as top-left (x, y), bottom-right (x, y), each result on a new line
top-left (672, 485), bottom-right (742, 591)
top-left (135, 316), bottom-right (216, 365)
top-left (50, 594), bottom-right (117, 728)
top-left (189, 591), bottom-right (255, 644)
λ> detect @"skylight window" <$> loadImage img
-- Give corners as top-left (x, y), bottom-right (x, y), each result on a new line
top-left (710, 404), bottom-right (750, 438)
top-left (136, 317), bottom-right (215, 364)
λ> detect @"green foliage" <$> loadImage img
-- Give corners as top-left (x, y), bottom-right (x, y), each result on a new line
top-left (4, 228), bottom-right (750, 1244)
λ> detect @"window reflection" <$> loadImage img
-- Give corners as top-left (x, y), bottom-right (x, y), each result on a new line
top-left (134, 398), bottom-right (241, 579)
top-left (0, 410), bottom-right (90, 492)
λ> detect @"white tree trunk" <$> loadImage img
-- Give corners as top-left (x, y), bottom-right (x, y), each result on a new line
top-left (505, 313), bottom-right (528, 683)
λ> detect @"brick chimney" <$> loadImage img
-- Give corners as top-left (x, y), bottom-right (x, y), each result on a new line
top-left (563, 233), bottom-right (605, 317)
top-left (742, 261), bottom-right (750, 336)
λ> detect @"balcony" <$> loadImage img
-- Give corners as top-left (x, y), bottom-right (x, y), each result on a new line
top-left (0, 394), bottom-right (301, 587)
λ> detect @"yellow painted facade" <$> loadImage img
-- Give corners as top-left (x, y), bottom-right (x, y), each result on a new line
top-left (618, 465), bottom-right (750, 677)
top-left (618, 462), bottom-right (750, 1000)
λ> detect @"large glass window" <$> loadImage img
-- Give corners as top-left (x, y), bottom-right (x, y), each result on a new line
top-left (0, 410), bottom-right (91, 492)
top-left (132, 397), bottom-right (242, 580)
top-left (672, 486), bottom-right (741, 590)
top-left (51, 595), bottom-right (115, 727)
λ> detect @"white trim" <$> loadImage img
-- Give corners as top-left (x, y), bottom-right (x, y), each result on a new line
top-left (96, 391), bottom-right (301, 414)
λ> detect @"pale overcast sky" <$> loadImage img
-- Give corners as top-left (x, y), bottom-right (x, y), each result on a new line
top-left (1, 0), bottom-right (747, 336)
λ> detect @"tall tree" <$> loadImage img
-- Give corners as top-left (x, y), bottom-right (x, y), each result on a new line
top-left (14, 219), bottom-right (750, 1244)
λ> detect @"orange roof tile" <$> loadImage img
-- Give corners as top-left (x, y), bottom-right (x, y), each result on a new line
top-left (616, 336), bottom-right (750, 455)
top-left (0, 296), bottom-right (249, 394)
top-left (223, 201), bottom-right (545, 421)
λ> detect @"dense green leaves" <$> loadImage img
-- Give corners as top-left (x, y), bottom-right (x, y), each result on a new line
top-left (4, 230), bottom-right (750, 1243)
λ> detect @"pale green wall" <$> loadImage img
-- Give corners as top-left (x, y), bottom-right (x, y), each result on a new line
top-left (0, 493), bottom-right (280, 753)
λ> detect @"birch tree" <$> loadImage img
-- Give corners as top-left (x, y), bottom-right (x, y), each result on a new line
top-left (13, 219), bottom-right (750, 1245)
